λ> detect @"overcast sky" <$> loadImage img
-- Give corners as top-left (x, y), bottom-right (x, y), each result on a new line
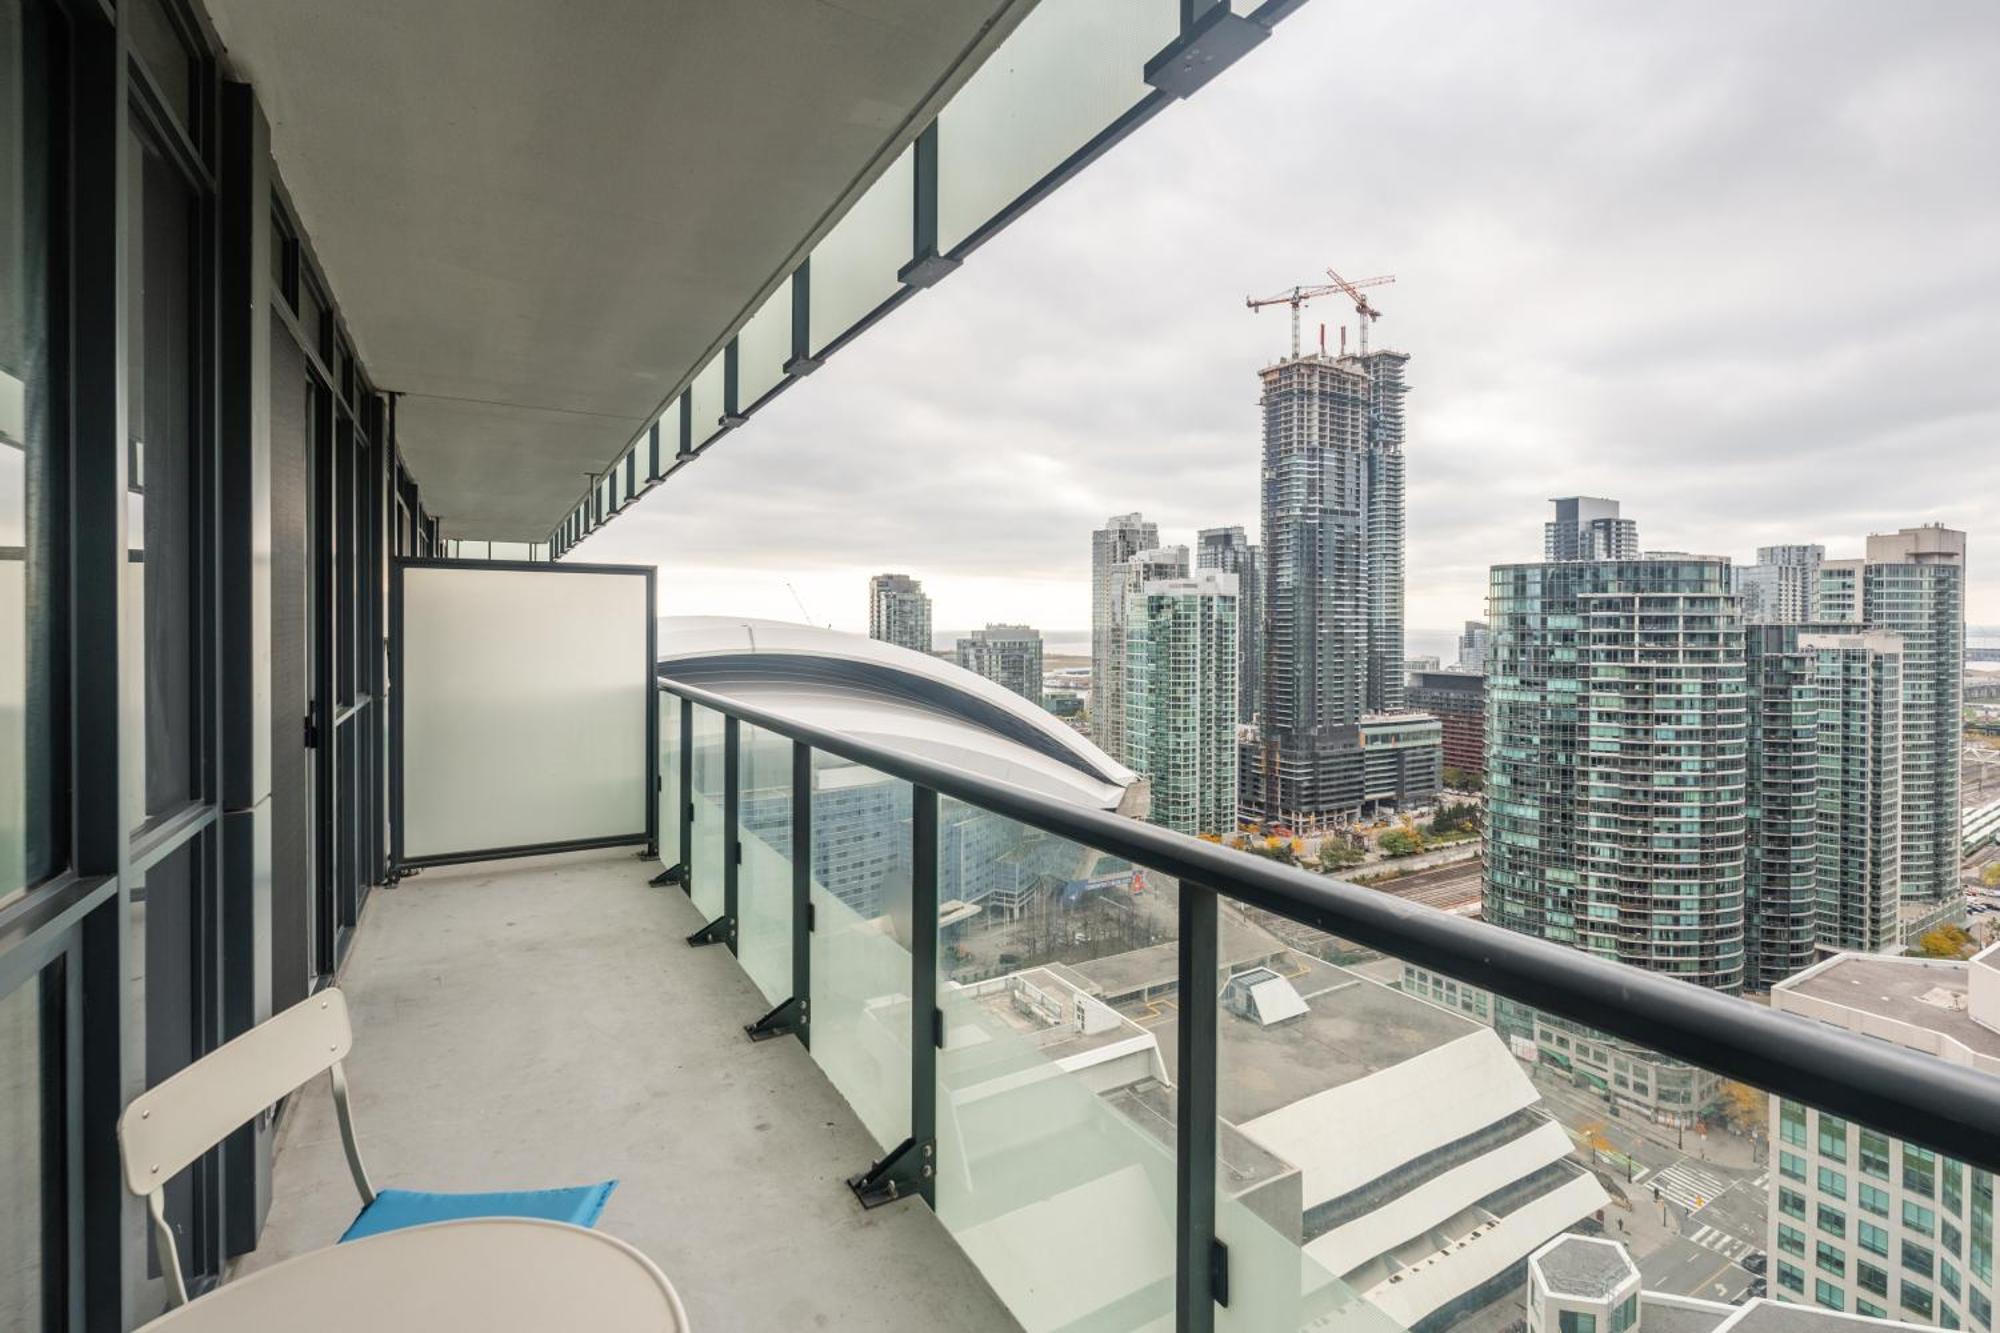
top-left (581, 0), bottom-right (2000, 645)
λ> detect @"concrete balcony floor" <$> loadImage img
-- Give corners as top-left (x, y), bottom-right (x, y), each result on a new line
top-left (234, 847), bottom-right (1020, 1332)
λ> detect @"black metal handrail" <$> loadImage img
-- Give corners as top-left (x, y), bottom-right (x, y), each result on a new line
top-left (660, 676), bottom-right (2000, 1174)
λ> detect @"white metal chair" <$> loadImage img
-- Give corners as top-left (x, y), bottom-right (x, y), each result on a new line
top-left (118, 988), bottom-right (615, 1307)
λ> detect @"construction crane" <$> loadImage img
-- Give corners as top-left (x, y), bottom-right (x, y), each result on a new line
top-left (1245, 272), bottom-right (1394, 359)
top-left (1325, 267), bottom-right (1395, 355)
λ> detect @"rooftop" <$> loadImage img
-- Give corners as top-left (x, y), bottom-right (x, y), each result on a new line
top-left (1779, 955), bottom-right (2000, 1058)
top-left (1531, 1234), bottom-right (1639, 1299)
top-left (1640, 1297), bottom-right (1733, 1333)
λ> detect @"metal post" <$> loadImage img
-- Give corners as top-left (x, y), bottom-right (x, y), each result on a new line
top-left (897, 123), bottom-right (959, 289)
top-left (910, 786), bottom-right (939, 1205)
top-left (643, 576), bottom-right (658, 859)
top-left (678, 699), bottom-right (693, 883)
top-left (792, 741), bottom-right (812, 1044)
top-left (723, 717), bottom-right (740, 954)
top-left (1177, 882), bottom-right (1220, 1330)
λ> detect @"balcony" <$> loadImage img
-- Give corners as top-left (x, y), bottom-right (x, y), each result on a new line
top-left (231, 848), bottom-right (1018, 1332)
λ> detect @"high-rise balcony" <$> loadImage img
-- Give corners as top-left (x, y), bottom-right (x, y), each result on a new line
top-left (5, 3), bottom-right (1998, 1333)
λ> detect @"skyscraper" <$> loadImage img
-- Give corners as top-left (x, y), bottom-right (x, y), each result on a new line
top-left (1243, 347), bottom-right (1435, 829)
top-left (1455, 619), bottom-right (1490, 672)
top-left (1743, 626), bottom-right (1824, 988)
top-left (1100, 544), bottom-right (1188, 766)
top-left (1090, 513), bottom-right (1159, 757)
top-left (1737, 544), bottom-right (1824, 625)
top-left (1803, 627), bottom-right (1904, 954)
top-left (1361, 351), bottom-right (1410, 713)
top-left (1484, 553), bottom-right (1747, 991)
top-left (954, 624), bottom-right (1044, 706)
top-left (1543, 497), bottom-right (1638, 562)
top-left (1196, 526), bottom-right (1262, 726)
top-left (1125, 572), bottom-right (1238, 837)
top-left (867, 573), bottom-right (932, 655)
top-left (1862, 525), bottom-right (1966, 908)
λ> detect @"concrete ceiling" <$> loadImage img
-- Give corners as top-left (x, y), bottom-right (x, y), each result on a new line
top-left (205, 0), bottom-right (1026, 540)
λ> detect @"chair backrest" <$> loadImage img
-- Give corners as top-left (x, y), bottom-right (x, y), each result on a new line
top-left (119, 988), bottom-right (355, 1197)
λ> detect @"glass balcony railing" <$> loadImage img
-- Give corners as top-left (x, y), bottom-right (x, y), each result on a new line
top-left (657, 678), bottom-right (2000, 1333)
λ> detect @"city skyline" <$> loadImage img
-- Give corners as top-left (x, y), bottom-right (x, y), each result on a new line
top-left (574, 0), bottom-right (1998, 635)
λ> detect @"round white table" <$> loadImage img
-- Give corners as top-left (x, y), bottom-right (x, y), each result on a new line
top-left (139, 1218), bottom-right (690, 1331)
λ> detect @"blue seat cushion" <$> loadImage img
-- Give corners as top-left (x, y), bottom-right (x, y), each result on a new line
top-left (339, 1180), bottom-right (617, 1243)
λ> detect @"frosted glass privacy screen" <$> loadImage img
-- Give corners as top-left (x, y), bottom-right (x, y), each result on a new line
top-left (398, 563), bottom-right (650, 862)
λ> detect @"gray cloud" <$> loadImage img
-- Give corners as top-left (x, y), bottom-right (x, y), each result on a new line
top-left (584, 0), bottom-right (2000, 636)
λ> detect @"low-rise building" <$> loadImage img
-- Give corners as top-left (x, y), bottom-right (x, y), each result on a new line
top-left (1766, 947), bottom-right (2000, 1325)
top-left (1528, 1234), bottom-right (1936, 1333)
top-left (1408, 669), bottom-right (1486, 780)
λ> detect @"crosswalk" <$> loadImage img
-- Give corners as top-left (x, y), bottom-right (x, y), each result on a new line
top-left (1686, 1223), bottom-right (1757, 1261)
top-left (1649, 1160), bottom-right (1760, 1262)
top-left (1651, 1161), bottom-right (1731, 1213)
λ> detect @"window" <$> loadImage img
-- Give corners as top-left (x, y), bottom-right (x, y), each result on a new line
top-left (1611, 1296), bottom-right (1637, 1333)
top-left (1909, 1147), bottom-right (1939, 1199)
top-left (1858, 1261), bottom-right (1890, 1297)
top-left (1820, 1167), bottom-right (1848, 1200)
top-left (1859, 1223), bottom-right (1890, 1257)
top-left (1779, 1262), bottom-right (1806, 1294)
top-left (1945, 1306), bottom-right (1964, 1330)
top-left (1780, 1151), bottom-right (1807, 1183)
top-left (1972, 1287), bottom-right (1991, 1329)
top-left (1781, 1101), bottom-right (1807, 1148)
top-left (1947, 1160), bottom-right (1965, 1215)
top-left (127, 122), bottom-right (205, 833)
top-left (1943, 1259), bottom-right (1962, 1299)
top-left (1906, 1283), bottom-right (1936, 1320)
top-left (1861, 1184), bottom-right (1891, 1217)
top-left (1974, 1172), bottom-right (1992, 1284)
top-left (1782, 1187), bottom-right (1808, 1220)
top-left (1820, 1204), bottom-right (1847, 1237)
top-left (1858, 1301), bottom-right (1887, 1319)
top-left (1945, 1220), bottom-right (1963, 1256)
top-left (1778, 1225), bottom-right (1807, 1257)
top-left (1908, 1241), bottom-right (1937, 1278)
top-left (1819, 1114), bottom-right (1850, 1163)
top-left (1908, 1201), bottom-right (1939, 1237)
top-left (1861, 1131), bottom-right (1891, 1180)
top-left (1818, 1241), bottom-right (1847, 1277)
top-left (1816, 1279), bottom-right (1845, 1311)
top-left (1559, 1313), bottom-right (1596, 1333)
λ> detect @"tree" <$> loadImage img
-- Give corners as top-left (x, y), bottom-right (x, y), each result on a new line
top-left (1982, 863), bottom-right (2000, 889)
top-left (1717, 1081), bottom-right (1768, 1135)
top-left (1916, 925), bottom-right (1975, 959)
top-left (1427, 802), bottom-right (1480, 837)
top-left (1442, 765), bottom-right (1484, 793)
top-left (1317, 842), bottom-right (1365, 873)
top-left (1379, 828), bottom-right (1424, 857)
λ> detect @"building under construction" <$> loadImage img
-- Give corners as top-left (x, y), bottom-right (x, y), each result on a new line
top-left (1239, 338), bottom-right (1439, 831)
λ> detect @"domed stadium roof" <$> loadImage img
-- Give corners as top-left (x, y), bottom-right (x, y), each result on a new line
top-left (657, 617), bottom-right (1136, 811)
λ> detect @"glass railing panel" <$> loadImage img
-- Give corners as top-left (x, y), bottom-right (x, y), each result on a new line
top-left (936, 0), bottom-right (1177, 254)
top-left (737, 723), bottom-right (792, 1007)
top-left (807, 752), bottom-right (913, 1152)
top-left (734, 282), bottom-right (791, 411)
top-left (688, 703), bottom-right (727, 923)
top-left (934, 798), bottom-right (1179, 1331)
top-left (658, 690), bottom-right (681, 876)
top-left (686, 352), bottom-right (726, 453)
top-left (806, 142), bottom-right (913, 357)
